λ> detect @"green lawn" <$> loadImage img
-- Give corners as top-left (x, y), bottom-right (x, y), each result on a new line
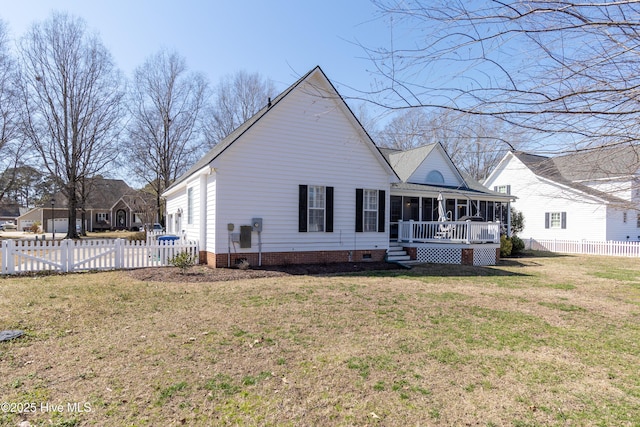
top-left (1, 253), bottom-right (639, 426)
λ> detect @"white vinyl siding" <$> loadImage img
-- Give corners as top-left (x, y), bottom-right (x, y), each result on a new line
top-left (208, 71), bottom-right (392, 254)
top-left (408, 146), bottom-right (464, 187)
top-left (485, 153), bottom-right (618, 241)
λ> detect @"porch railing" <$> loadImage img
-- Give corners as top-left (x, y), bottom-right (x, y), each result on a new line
top-left (397, 220), bottom-right (501, 244)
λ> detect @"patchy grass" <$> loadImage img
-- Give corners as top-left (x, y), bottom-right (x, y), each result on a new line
top-left (1, 254), bottom-right (640, 426)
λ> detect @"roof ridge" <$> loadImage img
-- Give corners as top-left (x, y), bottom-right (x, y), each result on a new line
top-left (164, 67), bottom-right (324, 193)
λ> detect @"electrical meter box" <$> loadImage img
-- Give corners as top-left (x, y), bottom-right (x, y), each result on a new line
top-left (252, 218), bottom-right (263, 232)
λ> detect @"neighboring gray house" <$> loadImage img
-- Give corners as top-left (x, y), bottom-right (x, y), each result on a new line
top-left (18, 177), bottom-right (155, 233)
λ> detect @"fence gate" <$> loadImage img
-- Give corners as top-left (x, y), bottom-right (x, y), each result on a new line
top-left (1, 238), bottom-right (199, 275)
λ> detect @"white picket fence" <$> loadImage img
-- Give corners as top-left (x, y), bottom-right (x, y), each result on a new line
top-left (525, 238), bottom-right (640, 257)
top-left (1, 238), bottom-right (199, 275)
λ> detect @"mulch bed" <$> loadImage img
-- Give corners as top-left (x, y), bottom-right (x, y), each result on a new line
top-left (126, 261), bottom-right (404, 283)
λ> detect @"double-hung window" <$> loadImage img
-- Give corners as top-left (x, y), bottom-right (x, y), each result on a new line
top-left (308, 185), bottom-right (326, 232)
top-left (299, 185), bottom-right (333, 232)
top-left (363, 189), bottom-right (378, 232)
top-left (545, 212), bottom-right (566, 229)
top-left (355, 188), bottom-right (385, 232)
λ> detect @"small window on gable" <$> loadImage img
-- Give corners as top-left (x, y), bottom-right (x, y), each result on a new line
top-left (426, 170), bottom-right (444, 184)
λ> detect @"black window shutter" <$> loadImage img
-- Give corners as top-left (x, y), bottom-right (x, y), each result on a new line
top-left (355, 189), bottom-right (364, 232)
top-left (299, 185), bottom-right (308, 232)
top-left (378, 190), bottom-right (385, 232)
top-left (545, 212), bottom-right (550, 229)
top-left (325, 186), bottom-right (334, 232)
top-left (506, 185), bottom-right (511, 195)
top-left (95, 213), bottom-right (99, 221)
top-left (561, 212), bottom-right (567, 229)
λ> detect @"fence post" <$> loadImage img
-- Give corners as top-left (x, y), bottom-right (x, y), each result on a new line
top-left (59, 239), bottom-right (69, 273)
top-left (0, 240), bottom-right (9, 274)
top-left (114, 238), bottom-right (122, 269)
top-left (3, 239), bottom-right (14, 274)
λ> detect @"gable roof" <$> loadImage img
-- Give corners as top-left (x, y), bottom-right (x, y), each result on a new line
top-left (164, 66), bottom-right (397, 195)
top-left (380, 142), bottom-right (468, 186)
top-left (552, 145), bottom-right (640, 182)
top-left (380, 144), bottom-right (439, 182)
top-left (381, 143), bottom-right (512, 200)
top-left (510, 151), bottom-right (628, 204)
top-left (55, 177), bottom-right (137, 209)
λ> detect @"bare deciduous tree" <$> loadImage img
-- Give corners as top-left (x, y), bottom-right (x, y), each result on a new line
top-left (366, 1), bottom-right (640, 153)
top-left (377, 108), bottom-right (515, 180)
top-left (203, 70), bottom-right (276, 146)
top-left (18, 13), bottom-right (125, 238)
top-left (0, 20), bottom-right (27, 203)
top-left (127, 49), bottom-right (207, 224)
top-left (376, 108), bottom-right (431, 150)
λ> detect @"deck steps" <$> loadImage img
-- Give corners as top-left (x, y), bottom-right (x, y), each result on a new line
top-left (386, 243), bottom-right (411, 262)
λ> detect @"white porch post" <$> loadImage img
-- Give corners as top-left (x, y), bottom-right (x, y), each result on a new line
top-left (408, 219), bottom-right (414, 243)
top-left (507, 201), bottom-right (512, 237)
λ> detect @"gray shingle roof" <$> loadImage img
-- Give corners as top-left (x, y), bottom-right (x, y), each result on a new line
top-left (165, 67), bottom-right (321, 193)
top-left (381, 143), bottom-right (511, 199)
top-left (55, 177), bottom-right (136, 209)
top-left (512, 150), bottom-right (630, 204)
top-left (165, 66), bottom-right (398, 194)
top-left (552, 145), bottom-right (640, 181)
top-left (380, 144), bottom-right (438, 182)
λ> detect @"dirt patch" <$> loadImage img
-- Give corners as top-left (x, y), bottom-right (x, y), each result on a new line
top-left (126, 261), bottom-right (404, 282)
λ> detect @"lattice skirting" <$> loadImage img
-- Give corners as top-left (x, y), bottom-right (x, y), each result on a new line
top-left (473, 247), bottom-right (497, 266)
top-left (417, 247), bottom-right (461, 264)
top-left (415, 245), bottom-right (497, 266)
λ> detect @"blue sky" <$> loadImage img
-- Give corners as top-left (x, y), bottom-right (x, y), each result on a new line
top-left (1, 0), bottom-right (392, 100)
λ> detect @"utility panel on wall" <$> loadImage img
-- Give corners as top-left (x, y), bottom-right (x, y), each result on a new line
top-left (240, 225), bottom-right (252, 248)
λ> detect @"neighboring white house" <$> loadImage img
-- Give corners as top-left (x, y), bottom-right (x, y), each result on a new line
top-left (484, 148), bottom-right (640, 241)
top-left (164, 66), bottom-right (513, 267)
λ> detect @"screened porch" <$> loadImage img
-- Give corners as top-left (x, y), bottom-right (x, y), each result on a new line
top-left (390, 194), bottom-right (510, 242)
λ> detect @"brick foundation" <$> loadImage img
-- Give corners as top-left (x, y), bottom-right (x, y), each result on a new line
top-left (209, 249), bottom-right (387, 268)
top-left (461, 248), bottom-right (474, 265)
top-left (403, 246), bottom-right (417, 260)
